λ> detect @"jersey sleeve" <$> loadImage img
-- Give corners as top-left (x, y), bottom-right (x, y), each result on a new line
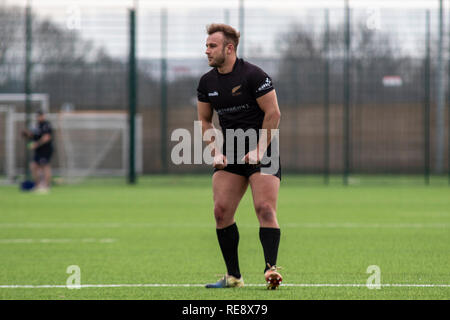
top-left (248, 67), bottom-right (274, 99)
top-left (32, 128), bottom-right (40, 141)
top-left (41, 122), bottom-right (52, 135)
top-left (197, 75), bottom-right (210, 103)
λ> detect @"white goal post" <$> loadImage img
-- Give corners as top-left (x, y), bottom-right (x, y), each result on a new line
top-left (0, 97), bottom-right (142, 184)
top-left (0, 104), bottom-right (16, 182)
top-left (0, 93), bottom-right (49, 184)
top-left (0, 93), bottom-right (49, 112)
top-left (56, 111), bottom-right (143, 183)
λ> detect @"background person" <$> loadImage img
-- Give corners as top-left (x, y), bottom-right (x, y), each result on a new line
top-left (22, 110), bottom-right (53, 192)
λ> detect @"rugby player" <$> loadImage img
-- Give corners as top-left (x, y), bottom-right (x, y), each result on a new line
top-left (197, 23), bottom-right (282, 289)
top-left (22, 110), bottom-right (53, 193)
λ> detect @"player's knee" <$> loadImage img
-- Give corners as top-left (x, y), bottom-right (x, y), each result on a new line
top-left (255, 202), bottom-right (276, 223)
top-left (214, 202), bottom-right (231, 225)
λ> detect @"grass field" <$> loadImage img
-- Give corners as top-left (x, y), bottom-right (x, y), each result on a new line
top-left (0, 175), bottom-right (449, 300)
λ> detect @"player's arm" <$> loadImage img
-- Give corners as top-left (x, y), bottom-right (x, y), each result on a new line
top-left (197, 101), bottom-right (227, 168)
top-left (21, 129), bottom-right (33, 139)
top-left (244, 90), bottom-right (281, 163)
top-left (197, 101), bottom-right (214, 134)
top-left (35, 133), bottom-right (51, 147)
top-left (29, 133), bottom-right (51, 150)
top-left (257, 89), bottom-right (281, 151)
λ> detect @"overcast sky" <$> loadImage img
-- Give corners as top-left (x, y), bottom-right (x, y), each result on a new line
top-left (3, 0), bottom-right (446, 9)
top-left (2, 0), bottom-right (448, 59)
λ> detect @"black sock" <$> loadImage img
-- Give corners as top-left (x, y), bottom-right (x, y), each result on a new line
top-left (216, 223), bottom-right (241, 279)
top-left (259, 227), bottom-right (281, 273)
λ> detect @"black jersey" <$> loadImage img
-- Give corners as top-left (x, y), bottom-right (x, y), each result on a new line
top-left (32, 120), bottom-right (53, 154)
top-left (197, 58), bottom-right (274, 132)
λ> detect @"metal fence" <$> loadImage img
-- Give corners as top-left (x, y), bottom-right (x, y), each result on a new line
top-left (0, 0), bottom-right (449, 183)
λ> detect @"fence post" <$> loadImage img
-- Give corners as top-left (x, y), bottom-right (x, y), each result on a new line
top-left (224, 8), bottom-right (230, 25)
top-left (324, 8), bottom-right (330, 185)
top-left (424, 10), bottom-right (431, 185)
top-left (435, 0), bottom-right (445, 174)
top-left (448, 2), bottom-right (450, 185)
top-left (160, 7), bottom-right (168, 173)
top-left (343, 0), bottom-right (351, 185)
top-left (128, 8), bottom-right (137, 184)
top-left (24, 3), bottom-right (32, 181)
top-left (239, 0), bottom-right (244, 58)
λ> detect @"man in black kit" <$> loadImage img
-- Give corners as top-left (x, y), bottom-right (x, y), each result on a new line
top-left (22, 110), bottom-right (53, 193)
top-left (197, 24), bottom-right (282, 289)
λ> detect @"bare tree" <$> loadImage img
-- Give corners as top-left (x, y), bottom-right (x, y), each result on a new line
top-left (276, 20), bottom-right (420, 105)
top-left (0, 6), bottom-right (21, 66)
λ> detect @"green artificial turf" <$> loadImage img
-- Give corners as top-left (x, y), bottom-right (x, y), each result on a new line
top-left (0, 175), bottom-right (449, 299)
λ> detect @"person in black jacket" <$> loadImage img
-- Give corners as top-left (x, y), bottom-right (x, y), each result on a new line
top-left (22, 110), bottom-right (53, 192)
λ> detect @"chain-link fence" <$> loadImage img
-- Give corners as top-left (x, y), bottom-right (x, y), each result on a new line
top-left (0, 0), bottom-right (449, 184)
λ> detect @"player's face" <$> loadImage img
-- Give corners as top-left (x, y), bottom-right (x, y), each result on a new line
top-left (205, 32), bottom-right (227, 67)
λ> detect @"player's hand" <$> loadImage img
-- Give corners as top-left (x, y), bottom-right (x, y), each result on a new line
top-left (21, 129), bottom-right (30, 138)
top-left (27, 142), bottom-right (37, 150)
top-left (213, 153), bottom-right (227, 169)
top-left (242, 149), bottom-right (260, 165)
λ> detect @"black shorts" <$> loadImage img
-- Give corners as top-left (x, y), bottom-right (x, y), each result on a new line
top-left (213, 159), bottom-right (281, 180)
top-left (34, 151), bottom-right (52, 166)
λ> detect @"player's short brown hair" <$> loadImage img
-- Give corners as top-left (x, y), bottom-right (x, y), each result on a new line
top-left (206, 23), bottom-right (240, 51)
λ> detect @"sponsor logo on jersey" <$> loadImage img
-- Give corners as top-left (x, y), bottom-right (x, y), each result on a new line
top-left (257, 77), bottom-right (273, 92)
top-left (208, 91), bottom-right (219, 97)
top-left (231, 85), bottom-right (242, 96)
top-left (216, 103), bottom-right (251, 115)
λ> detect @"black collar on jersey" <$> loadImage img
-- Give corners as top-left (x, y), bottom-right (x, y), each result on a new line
top-left (214, 57), bottom-right (242, 76)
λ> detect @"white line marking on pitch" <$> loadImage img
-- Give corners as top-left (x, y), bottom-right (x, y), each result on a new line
top-left (0, 283), bottom-right (449, 289)
top-left (0, 223), bottom-right (448, 229)
top-left (0, 238), bottom-right (116, 244)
